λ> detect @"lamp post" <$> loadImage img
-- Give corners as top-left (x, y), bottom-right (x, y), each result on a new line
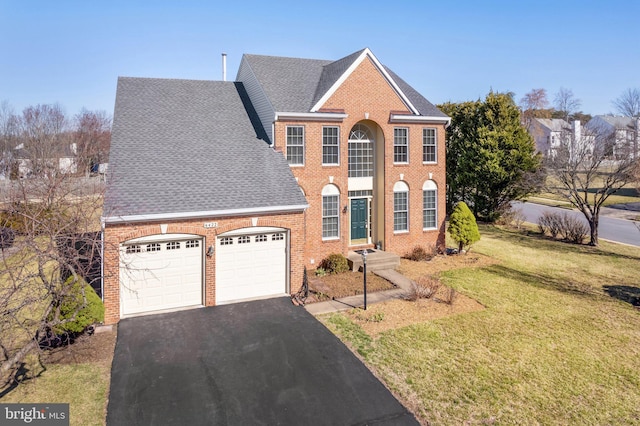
top-left (361, 250), bottom-right (367, 310)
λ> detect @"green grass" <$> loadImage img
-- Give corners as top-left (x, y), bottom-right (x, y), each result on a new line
top-left (0, 363), bottom-right (110, 426)
top-left (323, 225), bottom-right (640, 424)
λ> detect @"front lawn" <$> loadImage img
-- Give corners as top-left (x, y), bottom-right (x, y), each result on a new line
top-left (0, 330), bottom-right (116, 426)
top-left (321, 225), bottom-right (640, 424)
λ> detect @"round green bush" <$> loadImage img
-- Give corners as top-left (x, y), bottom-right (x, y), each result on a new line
top-left (52, 277), bottom-right (104, 335)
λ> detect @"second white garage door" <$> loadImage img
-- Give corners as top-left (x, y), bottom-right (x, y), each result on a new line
top-left (216, 227), bottom-right (288, 304)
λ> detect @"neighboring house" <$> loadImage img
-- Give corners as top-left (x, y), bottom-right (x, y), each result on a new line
top-left (585, 115), bottom-right (640, 160)
top-left (12, 142), bottom-right (77, 177)
top-left (529, 118), bottom-right (571, 157)
top-left (102, 48), bottom-right (450, 324)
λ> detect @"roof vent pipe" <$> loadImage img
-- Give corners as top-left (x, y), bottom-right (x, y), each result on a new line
top-left (222, 53), bottom-right (227, 81)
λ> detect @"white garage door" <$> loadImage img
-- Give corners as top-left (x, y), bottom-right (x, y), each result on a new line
top-left (120, 234), bottom-right (203, 316)
top-left (216, 227), bottom-right (288, 304)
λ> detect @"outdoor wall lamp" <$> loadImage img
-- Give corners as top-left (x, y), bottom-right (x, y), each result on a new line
top-left (206, 245), bottom-right (215, 257)
top-left (343, 205), bottom-right (348, 213)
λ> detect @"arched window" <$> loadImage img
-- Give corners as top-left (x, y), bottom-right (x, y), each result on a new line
top-left (348, 124), bottom-right (374, 177)
top-left (321, 184), bottom-right (340, 239)
top-left (422, 180), bottom-right (437, 229)
top-left (393, 181), bottom-right (409, 232)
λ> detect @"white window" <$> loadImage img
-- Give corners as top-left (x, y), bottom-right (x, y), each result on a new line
top-left (423, 128), bottom-right (437, 163)
top-left (348, 124), bottom-right (373, 177)
top-left (185, 240), bottom-right (200, 248)
top-left (272, 233), bottom-right (284, 241)
top-left (166, 241), bottom-right (180, 250)
top-left (422, 180), bottom-right (437, 230)
top-left (322, 126), bottom-right (339, 165)
top-left (321, 184), bottom-right (340, 239)
top-left (220, 237), bottom-right (233, 245)
top-left (125, 245), bottom-right (141, 254)
top-left (255, 234), bottom-right (268, 243)
top-left (286, 126), bottom-right (304, 165)
top-left (393, 181), bottom-right (409, 232)
top-left (146, 243), bottom-right (161, 252)
top-left (394, 127), bottom-right (408, 163)
top-left (238, 236), bottom-right (250, 244)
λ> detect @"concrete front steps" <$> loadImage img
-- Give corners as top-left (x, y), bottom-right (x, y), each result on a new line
top-left (347, 249), bottom-right (400, 272)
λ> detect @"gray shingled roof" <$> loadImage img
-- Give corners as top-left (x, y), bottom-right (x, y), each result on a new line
top-left (241, 54), bottom-right (332, 112)
top-left (104, 77), bottom-right (307, 220)
top-left (244, 49), bottom-right (447, 117)
top-left (534, 118), bottom-right (571, 132)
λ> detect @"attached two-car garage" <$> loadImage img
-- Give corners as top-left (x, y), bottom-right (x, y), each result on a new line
top-left (119, 228), bottom-right (289, 318)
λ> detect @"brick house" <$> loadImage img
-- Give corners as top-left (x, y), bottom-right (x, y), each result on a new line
top-left (102, 48), bottom-right (449, 324)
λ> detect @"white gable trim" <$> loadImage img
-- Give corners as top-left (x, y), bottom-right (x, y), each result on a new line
top-left (310, 48), bottom-right (419, 115)
top-left (275, 111), bottom-right (348, 122)
top-left (390, 114), bottom-right (451, 125)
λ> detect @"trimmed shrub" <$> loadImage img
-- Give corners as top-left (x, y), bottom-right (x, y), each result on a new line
top-left (405, 245), bottom-right (435, 261)
top-left (320, 253), bottom-right (349, 274)
top-left (448, 201), bottom-right (481, 253)
top-left (538, 211), bottom-right (563, 238)
top-left (538, 211), bottom-right (588, 244)
top-left (496, 206), bottom-right (526, 229)
top-left (562, 214), bottom-right (589, 244)
top-left (405, 276), bottom-right (441, 301)
top-left (52, 277), bottom-right (104, 335)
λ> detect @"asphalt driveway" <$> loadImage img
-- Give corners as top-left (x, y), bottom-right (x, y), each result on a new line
top-left (106, 297), bottom-right (419, 425)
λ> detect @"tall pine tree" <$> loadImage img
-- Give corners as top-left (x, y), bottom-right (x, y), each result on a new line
top-left (439, 92), bottom-right (543, 221)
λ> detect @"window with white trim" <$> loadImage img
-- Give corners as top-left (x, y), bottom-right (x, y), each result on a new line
top-left (348, 124), bottom-right (373, 177)
top-left (286, 126), bottom-right (304, 165)
top-left (272, 233), bottom-right (284, 241)
top-left (393, 181), bottom-right (409, 232)
top-left (125, 245), bottom-right (141, 254)
top-left (394, 127), bottom-right (408, 163)
top-left (423, 128), bottom-right (437, 163)
top-left (185, 240), bottom-right (200, 248)
top-left (238, 236), bottom-right (250, 244)
top-left (321, 184), bottom-right (340, 239)
top-left (220, 237), bottom-right (233, 245)
top-left (256, 234), bottom-right (268, 242)
top-left (322, 126), bottom-right (339, 165)
top-left (422, 180), bottom-right (437, 229)
top-left (166, 241), bottom-right (180, 250)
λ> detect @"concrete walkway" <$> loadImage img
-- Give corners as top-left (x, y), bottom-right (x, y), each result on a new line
top-left (304, 269), bottom-right (414, 315)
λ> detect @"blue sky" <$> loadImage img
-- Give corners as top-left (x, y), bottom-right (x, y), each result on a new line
top-left (1, 1), bottom-right (639, 118)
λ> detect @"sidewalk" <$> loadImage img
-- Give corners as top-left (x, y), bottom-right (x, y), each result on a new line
top-left (304, 269), bottom-right (414, 315)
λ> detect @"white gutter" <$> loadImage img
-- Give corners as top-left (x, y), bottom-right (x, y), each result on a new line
top-left (389, 114), bottom-right (451, 125)
top-left (275, 111), bottom-right (348, 122)
top-left (102, 204), bottom-right (309, 225)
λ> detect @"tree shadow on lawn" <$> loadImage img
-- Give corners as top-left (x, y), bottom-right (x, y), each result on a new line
top-left (481, 225), bottom-right (640, 262)
top-left (603, 285), bottom-right (640, 307)
top-left (482, 264), bottom-right (603, 300)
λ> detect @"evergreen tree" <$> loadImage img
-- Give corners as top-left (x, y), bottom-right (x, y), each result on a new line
top-left (440, 92), bottom-right (543, 221)
top-left (448, 201), bottom-right (480, 253)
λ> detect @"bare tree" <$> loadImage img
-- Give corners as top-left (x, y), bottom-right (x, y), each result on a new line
top-left (16, 104), bottom-right (72, 179)
top-left (612, 88), bottom-right (640, 118)
top-left (73, 109), bottom-right (111, 176)
top-left (0, 106), bottom-right (105, 384)
top-left (520, 88), bottom-right (551, 129)
top-left (0, 101), bottom-right (20, 179)
top-left (545, 123), bottom-right (640, 246)
top-left (554, 87), bottom-right (581, 121)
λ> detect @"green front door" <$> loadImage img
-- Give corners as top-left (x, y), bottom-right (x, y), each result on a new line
top-left (350, 198), bottom-right (368, 241)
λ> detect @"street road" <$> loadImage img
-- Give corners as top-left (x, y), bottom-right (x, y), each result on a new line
top-left (513, 201), bottom-right (640, 247)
